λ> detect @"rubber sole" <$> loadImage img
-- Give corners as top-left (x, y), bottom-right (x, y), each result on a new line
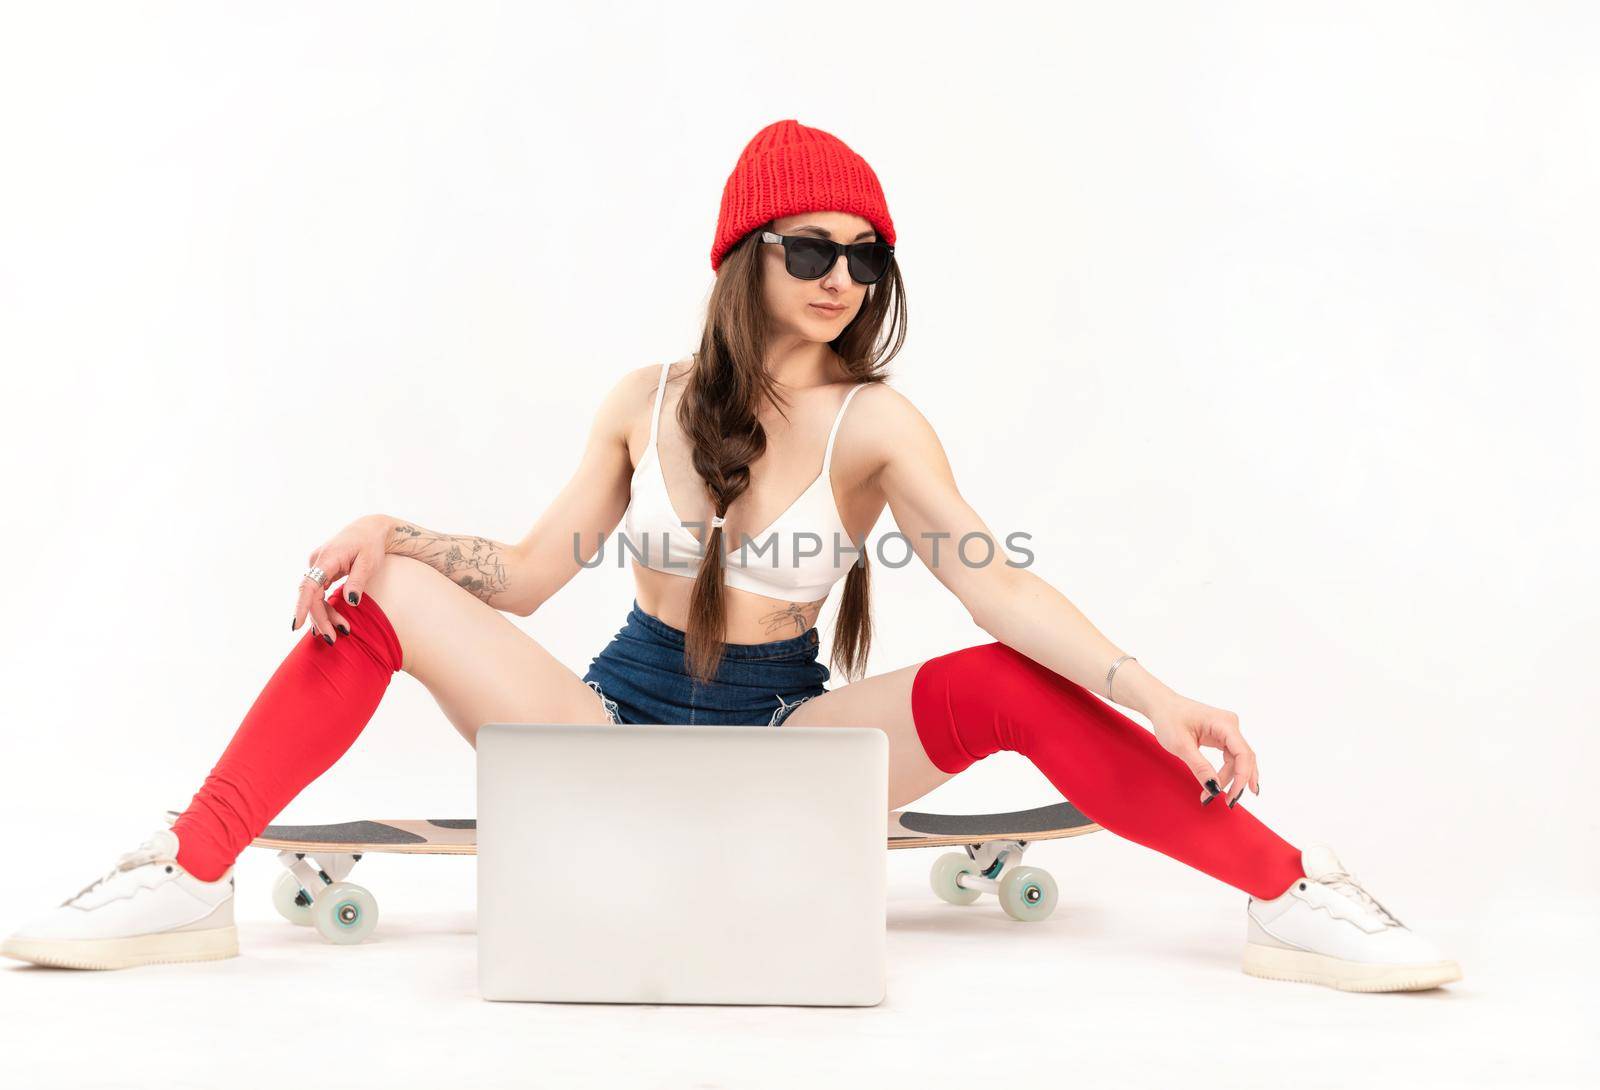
top-left (1242, 941), bottom-right (1462, 992)
top-left (0, 926), bottom-right (238, 970)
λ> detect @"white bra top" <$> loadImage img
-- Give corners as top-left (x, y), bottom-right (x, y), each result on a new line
top-left (619, 357), bottom-right (867, 602)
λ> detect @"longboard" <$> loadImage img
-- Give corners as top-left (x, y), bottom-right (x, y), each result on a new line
top-left (164, 802), bottom-right (1099, 942)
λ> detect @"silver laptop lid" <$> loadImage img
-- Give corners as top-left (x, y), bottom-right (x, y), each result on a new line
top-left (477, 722), bottom-right (886, 1006)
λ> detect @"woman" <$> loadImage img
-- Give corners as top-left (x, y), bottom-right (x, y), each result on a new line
top-left (2, 120), bottom-right (1461, 991)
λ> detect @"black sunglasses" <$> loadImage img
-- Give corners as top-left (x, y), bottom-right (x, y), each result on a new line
top-left (759, 230), bottom-right (895, 285)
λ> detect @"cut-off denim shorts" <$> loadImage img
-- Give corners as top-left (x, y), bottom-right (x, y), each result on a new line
top-left (581, 599), bottom-right (831, 728)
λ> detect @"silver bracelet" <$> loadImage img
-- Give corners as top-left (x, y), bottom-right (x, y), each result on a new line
top-left (1106, 654), bottom-right (1135, 701)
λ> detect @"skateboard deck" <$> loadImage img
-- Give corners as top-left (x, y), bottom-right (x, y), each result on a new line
top-left (167, 802), bottom-right (1098, 854)
top-left (164, 801), bottom-right (1099, 940)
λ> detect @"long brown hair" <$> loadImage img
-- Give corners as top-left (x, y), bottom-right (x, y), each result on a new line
top-left (675, 222), bottom-right (908, 684)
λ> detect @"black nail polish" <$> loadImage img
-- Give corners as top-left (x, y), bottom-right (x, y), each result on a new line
top-left (323, 633), bottom-right (334, 645)
top-left (1205, 779), bottom-right (1220, 794)
top-left (347, 592), bottom-right (359, 605)
top-left (1202, 790), bottom-right (1217, 805)
top-left (336, 625), bottom-right (350, 637)
top-left (1228, 794), bottom-right (1239, 808)
top-left (291, 619), bottom-right (297, 631)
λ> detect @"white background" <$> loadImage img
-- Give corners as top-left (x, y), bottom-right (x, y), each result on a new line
top-left (1, 3), bottom-right (1594, 1088)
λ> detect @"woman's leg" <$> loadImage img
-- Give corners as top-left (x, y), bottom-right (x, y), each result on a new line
top-left (170, 555), bottom-right (614, 881)
top-left (781, 640), bottom-right (1305, 901)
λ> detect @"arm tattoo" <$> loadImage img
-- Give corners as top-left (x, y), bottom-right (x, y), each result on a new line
top-left (760, 600), bottom-right (822, 637)
top-left (387, 522), bottom-right (512, 606)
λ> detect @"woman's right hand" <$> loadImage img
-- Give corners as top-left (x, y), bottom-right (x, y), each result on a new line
top-left (293, 513), bottom-right (394, 643)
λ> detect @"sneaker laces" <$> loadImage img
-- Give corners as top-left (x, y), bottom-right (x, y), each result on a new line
top-left (1313, 867), bottom-right (1406, 929)
top-left (61, 833), bottom-right (178, 907)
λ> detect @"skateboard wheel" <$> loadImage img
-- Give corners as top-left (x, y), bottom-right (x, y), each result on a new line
top-left (311, 882), bottom-right (379, 944)
top-left (930, 852), bottom-right (984, 906)
top-left (997, 866), bottom-right (1057, 922)
top-left (272, 872), bottom-right (315, 927)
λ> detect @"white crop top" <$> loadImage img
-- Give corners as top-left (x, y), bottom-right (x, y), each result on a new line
top-left (619, 357), bottom-right (866, 602)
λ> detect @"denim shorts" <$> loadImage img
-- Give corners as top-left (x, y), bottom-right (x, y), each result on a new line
top-left (581, 599), bottom-right (831, 728)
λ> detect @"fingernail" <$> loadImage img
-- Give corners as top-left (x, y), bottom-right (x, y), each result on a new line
top-left (336, 625), bottom-right (350, 637)
top-left (322, 633), bottom-right (334, 646)
top-left (1202, 788), bottom-right (1217, 805)
top-left (291, 618), bottom-right (297, 631)
top-left (1205, 779), bottom-right (1220, 794)
top-left (1228, 794), bottom-right (1239, 808)
top-left (347, 592), bottom-right (359, 605)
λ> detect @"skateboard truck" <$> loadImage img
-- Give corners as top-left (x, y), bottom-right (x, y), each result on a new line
top-left (888, 801), bottom-right (1098, 922)
top-left (928, 838), bottom-right (1059, 922)
top-left (272, 850), bottom-right (378, 945)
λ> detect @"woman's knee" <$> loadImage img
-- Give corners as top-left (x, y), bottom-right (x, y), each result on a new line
top-left (913, 641), bottom-right (1067, 720)
top-left (357, 552), bottom-right (435, 606)
top-left (911, 640), bottom-right (1128, 767)
top-left (909, 643), bottom-right (1015, 772)
top-left (343, 555), bottom-right (466, 675)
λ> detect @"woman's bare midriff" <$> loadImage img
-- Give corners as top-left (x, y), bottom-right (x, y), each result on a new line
top-left (629, 562), bottom-right (833, 645)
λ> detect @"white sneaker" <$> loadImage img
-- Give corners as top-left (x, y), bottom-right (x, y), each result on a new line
top-left (1, 825), bottom-right (238, 970)
top-left (1243, 843), bottom-right (1462, 992)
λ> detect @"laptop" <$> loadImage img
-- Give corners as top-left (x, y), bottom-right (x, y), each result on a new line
top-left (476, 721), bottom-right (887, 1006)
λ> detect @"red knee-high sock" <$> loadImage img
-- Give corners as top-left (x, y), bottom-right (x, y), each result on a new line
top-left (170, 589), bottom-right (404, 882)
top-left (910, 642), bottom-right (1305, 900)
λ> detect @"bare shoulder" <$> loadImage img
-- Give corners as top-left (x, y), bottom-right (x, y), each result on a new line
top-left (617, 357), bottom-right (683, 399)
top-left (613, 357), bottom-right (685, 415)
top-left (851, 374), bottom-right (934, 441)
top-left (848, 377), bottom-right (927, 424)
top-left (583, 358), bottom-right (684, 459)
top-left (845, 380), bottom-right (944, 480)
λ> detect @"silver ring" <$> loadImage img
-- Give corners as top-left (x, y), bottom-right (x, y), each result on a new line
top-left (304, 566), bottom-right (327, 587)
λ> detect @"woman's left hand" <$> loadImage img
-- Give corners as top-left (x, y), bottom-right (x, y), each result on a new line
top-left (1146, 693), bottom-right (1260, 806)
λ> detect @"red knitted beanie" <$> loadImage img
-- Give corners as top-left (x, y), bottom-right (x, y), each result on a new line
top-left (710, 119), bottom-right (896, 272)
